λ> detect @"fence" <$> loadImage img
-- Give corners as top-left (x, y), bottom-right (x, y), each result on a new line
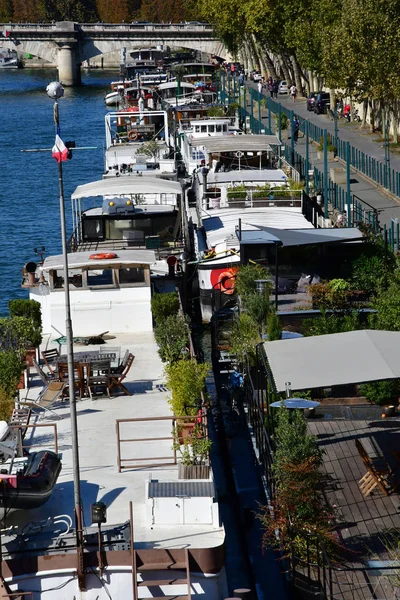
top-left (216, 71), bottom-right (390, 232)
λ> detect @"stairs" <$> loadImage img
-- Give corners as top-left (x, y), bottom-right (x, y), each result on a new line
top-left (132, 548), bottom-right (192, 600)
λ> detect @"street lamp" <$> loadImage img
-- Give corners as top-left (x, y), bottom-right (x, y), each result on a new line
top-left (46, 81), bottom-right (84, 581)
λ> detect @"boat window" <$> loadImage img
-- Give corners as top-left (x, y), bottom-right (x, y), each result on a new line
top-left (216, 124), bottom-right (222, 133)
top-left (194, 125), bottom-right (200, 133)
top-left (53, 270), bottom-right (83, 290)
top-left (87, 268), bottom-right (114, 287)
top-left (119, 267), bottom-right (146, 285)
top-left (82, 218), bottom-right (105, 241)
top-left (208, 125), bottom-right (215, 133)
top-left (223, 124), bottom-right (228, 132)
top-left (201, 125), bottom-right (207, 133)
top-left (191, 150), bottom-right (205, 161)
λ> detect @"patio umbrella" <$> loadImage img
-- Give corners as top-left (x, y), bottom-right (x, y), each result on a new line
top-left (270, 398), bottom-right (320, 409)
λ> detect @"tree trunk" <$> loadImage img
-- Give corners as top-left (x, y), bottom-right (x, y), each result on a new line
top-left (280, 55), bottom-right (292, 86)
top-left (392, 101), bottom-right (399, 143)
top-left (368, 98), bottom-right (376, 132)
top-left (259, 45), bottom-right (278, 81)
top-left (291, 56), bottom-right (304, 96)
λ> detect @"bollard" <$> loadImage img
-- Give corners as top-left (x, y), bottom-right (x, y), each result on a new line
top-left (233, 589), bottom-right (252, 600)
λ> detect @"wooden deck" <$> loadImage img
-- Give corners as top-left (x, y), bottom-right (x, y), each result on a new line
top-left (307, 415), bottom-right (400, 599)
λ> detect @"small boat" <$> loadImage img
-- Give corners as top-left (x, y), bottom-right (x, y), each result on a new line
top-left (0, 421), bottom-right (61, 511)
top-left (0, 48), bottom-right (20, 69)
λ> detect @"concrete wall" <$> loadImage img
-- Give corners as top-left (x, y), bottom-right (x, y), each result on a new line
top-left (30, 286), bottom-right (152, 337)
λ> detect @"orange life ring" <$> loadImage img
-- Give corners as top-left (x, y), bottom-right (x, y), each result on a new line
top-left (128, 130), bottom-right (138, 141)
top-left (217, 270), bottom-right (236, 294)
top-left (89, 253), bottom-right (118, 260)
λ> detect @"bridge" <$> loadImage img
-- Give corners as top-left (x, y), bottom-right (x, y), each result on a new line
top-left (0, 21), bottom-right (229, 85)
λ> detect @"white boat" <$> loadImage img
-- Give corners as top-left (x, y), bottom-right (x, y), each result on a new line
top-left (156, 81), bottom-right (211, 106)
top-left (0, 48), bottom-right (20, 69)
top-left (104, 108), bottom-right (175, 178)
top-left (180, 117), bottom-right (314, 321)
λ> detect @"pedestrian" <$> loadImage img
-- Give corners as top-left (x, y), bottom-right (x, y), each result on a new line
top-left (343, 103), bottom-right (351, 122)
top-left (238, 73), bottom-right (244, 86)
top-left (257, 81), bottom-right (263, 95)
top-left (244, 68), bottom-right (248, 81)
top-left (273, 80), bottom-right (279, 99)
top-left (268, 81), bottom-right (274, 97)
top-left (290, 84), bottom-right (297, 102)
top-left (292, 117), bottom-right (300, 144)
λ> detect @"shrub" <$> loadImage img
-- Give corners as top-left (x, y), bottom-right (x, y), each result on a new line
top-left (243, 293), bottom-right (271, 330)
top-left (266, 311), bottom-right (282, 341)
top-left (227, 183), bottom-right (247, 199)
top-left (165, 358), bottom-right (210, 416)
top-left (151, 292), bottom-right (180, 323)
top-left (0, 349), bottom-right (23, 397)
top-left (235, 263), bottom-right (271, 298)
top-left (154, 314), bottom-right (189, 364)
top-left (252, 184), bottom-right (271, 198)
top-left (304, 310), bottom-right (361, 336)
top-left (351, 254), bottom-right (387, 296)
top-left (275, 112), bottom-right (288, 130)
top-left (359, 379), bottom-right (399, 405)
top-left (8, 299), bottom-right (42, 348)
top-left (230, 313), bottom-right (261, 366)
top-left (317, 133), bottom-right (337, 154)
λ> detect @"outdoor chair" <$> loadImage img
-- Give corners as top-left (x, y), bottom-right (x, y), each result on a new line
top-left (9, 407), bottom-right (31, 440)
top-left (20, 381), bottom-right (65, 420)
top-left (109, 353), bottom-right (135, 396)
top-left (355, 439), bottom-right (400, 497)
top-left (110, 349), bottom-right (129, 375)
top-left (33, 358), bottom-right (58, 385)
top-left (41, 348), bottom-right (60, 374)
top-left (88, 360), bottom-right (111, 400)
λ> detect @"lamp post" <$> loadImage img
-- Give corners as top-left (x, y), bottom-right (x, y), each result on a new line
top-left (46, 81), bottom-right (84, 585)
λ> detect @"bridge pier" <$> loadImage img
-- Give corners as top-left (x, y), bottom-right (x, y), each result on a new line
top-left (57, 43), bottom-right (81, 86)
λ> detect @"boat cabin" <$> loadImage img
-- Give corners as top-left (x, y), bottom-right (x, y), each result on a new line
top-left (30, 250), bottom-right (156, 335)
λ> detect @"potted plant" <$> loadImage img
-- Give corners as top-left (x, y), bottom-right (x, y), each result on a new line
top-left (316, 134), bottom-right (337, 160)
top-left (0, 349), bottom-right (25, 398)
top-left (227, 183), bottom-right (247, 207)
top-left (173, 423), bottom-right (212, 479)
top-left (359, 380), bottom-right (399, 416)
top-left (165, 358), bottom-right (210, 439)
top-left (8, 299), bottom-right (42, 366)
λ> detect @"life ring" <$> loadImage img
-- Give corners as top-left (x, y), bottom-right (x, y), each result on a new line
top-left (89, 253), bottom-right (118, 260)
top-left (217, 270), bottom-right (236, 294)
top-left (128, 130), bottom-right (138, 141)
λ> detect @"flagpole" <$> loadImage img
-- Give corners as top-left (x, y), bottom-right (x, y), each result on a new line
top-left (46, 81), bottom-right (85, 588)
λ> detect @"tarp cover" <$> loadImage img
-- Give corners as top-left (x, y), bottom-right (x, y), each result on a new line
top-left (264, 330), bottom-right (400, 392)
top-left (240, 227), bottom-right (363, 246)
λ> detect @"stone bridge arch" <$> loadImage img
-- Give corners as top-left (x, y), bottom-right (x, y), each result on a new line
top-left (1, 22), bottom-right (231, 85)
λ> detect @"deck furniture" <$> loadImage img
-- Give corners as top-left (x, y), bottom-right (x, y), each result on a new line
top-left (10, 407), bottom-right (31, 439)
top-left (355, 439), bottom-right (400, 497)
top-left (57, 362), bottom-right (88, 398)
top-left (41, 348), bottom-right (60, 374)
top-left (109, 353), bottom-right (135, 396)
top-left (21, 381), bottom-right (65, 420)
top-left (33, 358), bottom-right (58, 384)
top-left (88, 360), bottom-right (111, 399)
top-left (110, 349), bottom-right (129, 375)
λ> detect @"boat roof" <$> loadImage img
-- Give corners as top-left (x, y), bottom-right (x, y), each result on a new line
top-left (239, 226), bottom-right (363, 246)
top-left (42, 249), bottom-right (156, 271)
top-left (157, 81), bottom-right (195, 90)
top-left (71, 177), bottom-right (182, 199)
top-left (202, 207), bottom-right (313, 249)
top-left (8, 332), bottom-right (224, 550)
top-left (190, 134), bottom-right (281, 151)
top-left (84, 204), bottom-right (176, 216)
top-left (208, 169), bottom-right (287, 185)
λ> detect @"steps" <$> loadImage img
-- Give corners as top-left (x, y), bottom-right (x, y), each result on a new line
top-left (132, 548), bottom-right (192, 600)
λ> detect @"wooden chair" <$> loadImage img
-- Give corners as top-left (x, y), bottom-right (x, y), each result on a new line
top-left (110, 349), bottom-right (129, 375)
top-left (355, 439), bottom-right (400, 497)
top-left (41, 348), bottom-right (60, 374)
top-left (88, 360), bottom-right (111, 400)
top-left (33, 358), bottom-right (58, 384)
top-left (109, 353), bottom-right (135, 396)
top-left (57, 362), bottom-right (87, 398)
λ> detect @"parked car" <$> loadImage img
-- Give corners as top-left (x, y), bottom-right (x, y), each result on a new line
top-left (278, 80), bottom-right (289, 94)
top-left (306, 92), bottom-right (318, 111)
top-left (251, 71), bottom-right (262, 82)
top-left (313, 92), bottom-right (330, 114)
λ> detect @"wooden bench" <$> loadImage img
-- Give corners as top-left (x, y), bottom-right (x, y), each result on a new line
top-left (355, 439), bottom-right (400, 497)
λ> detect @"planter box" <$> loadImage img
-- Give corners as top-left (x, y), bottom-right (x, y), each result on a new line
top-left (317, 150), bottom-right (335, 161)
top-left (330, 167), bottom-right (346, 184)
top-left (228, 197), bottom-right (246, 208)
top-left (178, 463), bottom-right (210, 479)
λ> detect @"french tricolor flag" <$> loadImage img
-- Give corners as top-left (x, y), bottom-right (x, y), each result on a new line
top-left (52, 134), bottom-right (68, 163)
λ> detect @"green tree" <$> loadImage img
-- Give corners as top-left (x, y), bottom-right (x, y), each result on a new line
top-left (266, 311), bottom-right (282, 341)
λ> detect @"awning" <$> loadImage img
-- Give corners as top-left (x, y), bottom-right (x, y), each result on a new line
top-left (71, 178), bottom-right (182, 200)
top-left (190, 134), bottom-right (281, 152)
top-left (264, 330), bottom-right (400, 392)
top-left (239, 227), bottom-right (363, 246)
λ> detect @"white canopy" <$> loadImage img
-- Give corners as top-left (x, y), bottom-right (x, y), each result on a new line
top-left (71, 177), bottom-right (182, 200)
top-left (157, 81), bottom-right (195, 91)
top-left (264, 330), bottom-right (400, 392)
top-left (42, 250), bottom-right (156, 272)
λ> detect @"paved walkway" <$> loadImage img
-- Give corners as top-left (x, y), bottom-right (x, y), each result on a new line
top-left (246, 83), bottom-right (400, 229)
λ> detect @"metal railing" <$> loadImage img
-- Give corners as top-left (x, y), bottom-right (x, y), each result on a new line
top-left (11, 422), bottom-right (59, 454)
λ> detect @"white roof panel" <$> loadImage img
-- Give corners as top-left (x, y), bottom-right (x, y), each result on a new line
top-left (191, 134), bottom-right (281, 152)
top-left (72, 178), bottom-right (182, 199)
top-left (264, 330), bottom-right (400, 392)
top-left (42, 250), bottom-right (156, 271)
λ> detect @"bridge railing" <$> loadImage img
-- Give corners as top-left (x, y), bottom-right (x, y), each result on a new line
top-left (0, 22), bottom-right (214, 32)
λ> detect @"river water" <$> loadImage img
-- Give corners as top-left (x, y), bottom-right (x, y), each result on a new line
top-left (0, 68), bottom-right (118, 315)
